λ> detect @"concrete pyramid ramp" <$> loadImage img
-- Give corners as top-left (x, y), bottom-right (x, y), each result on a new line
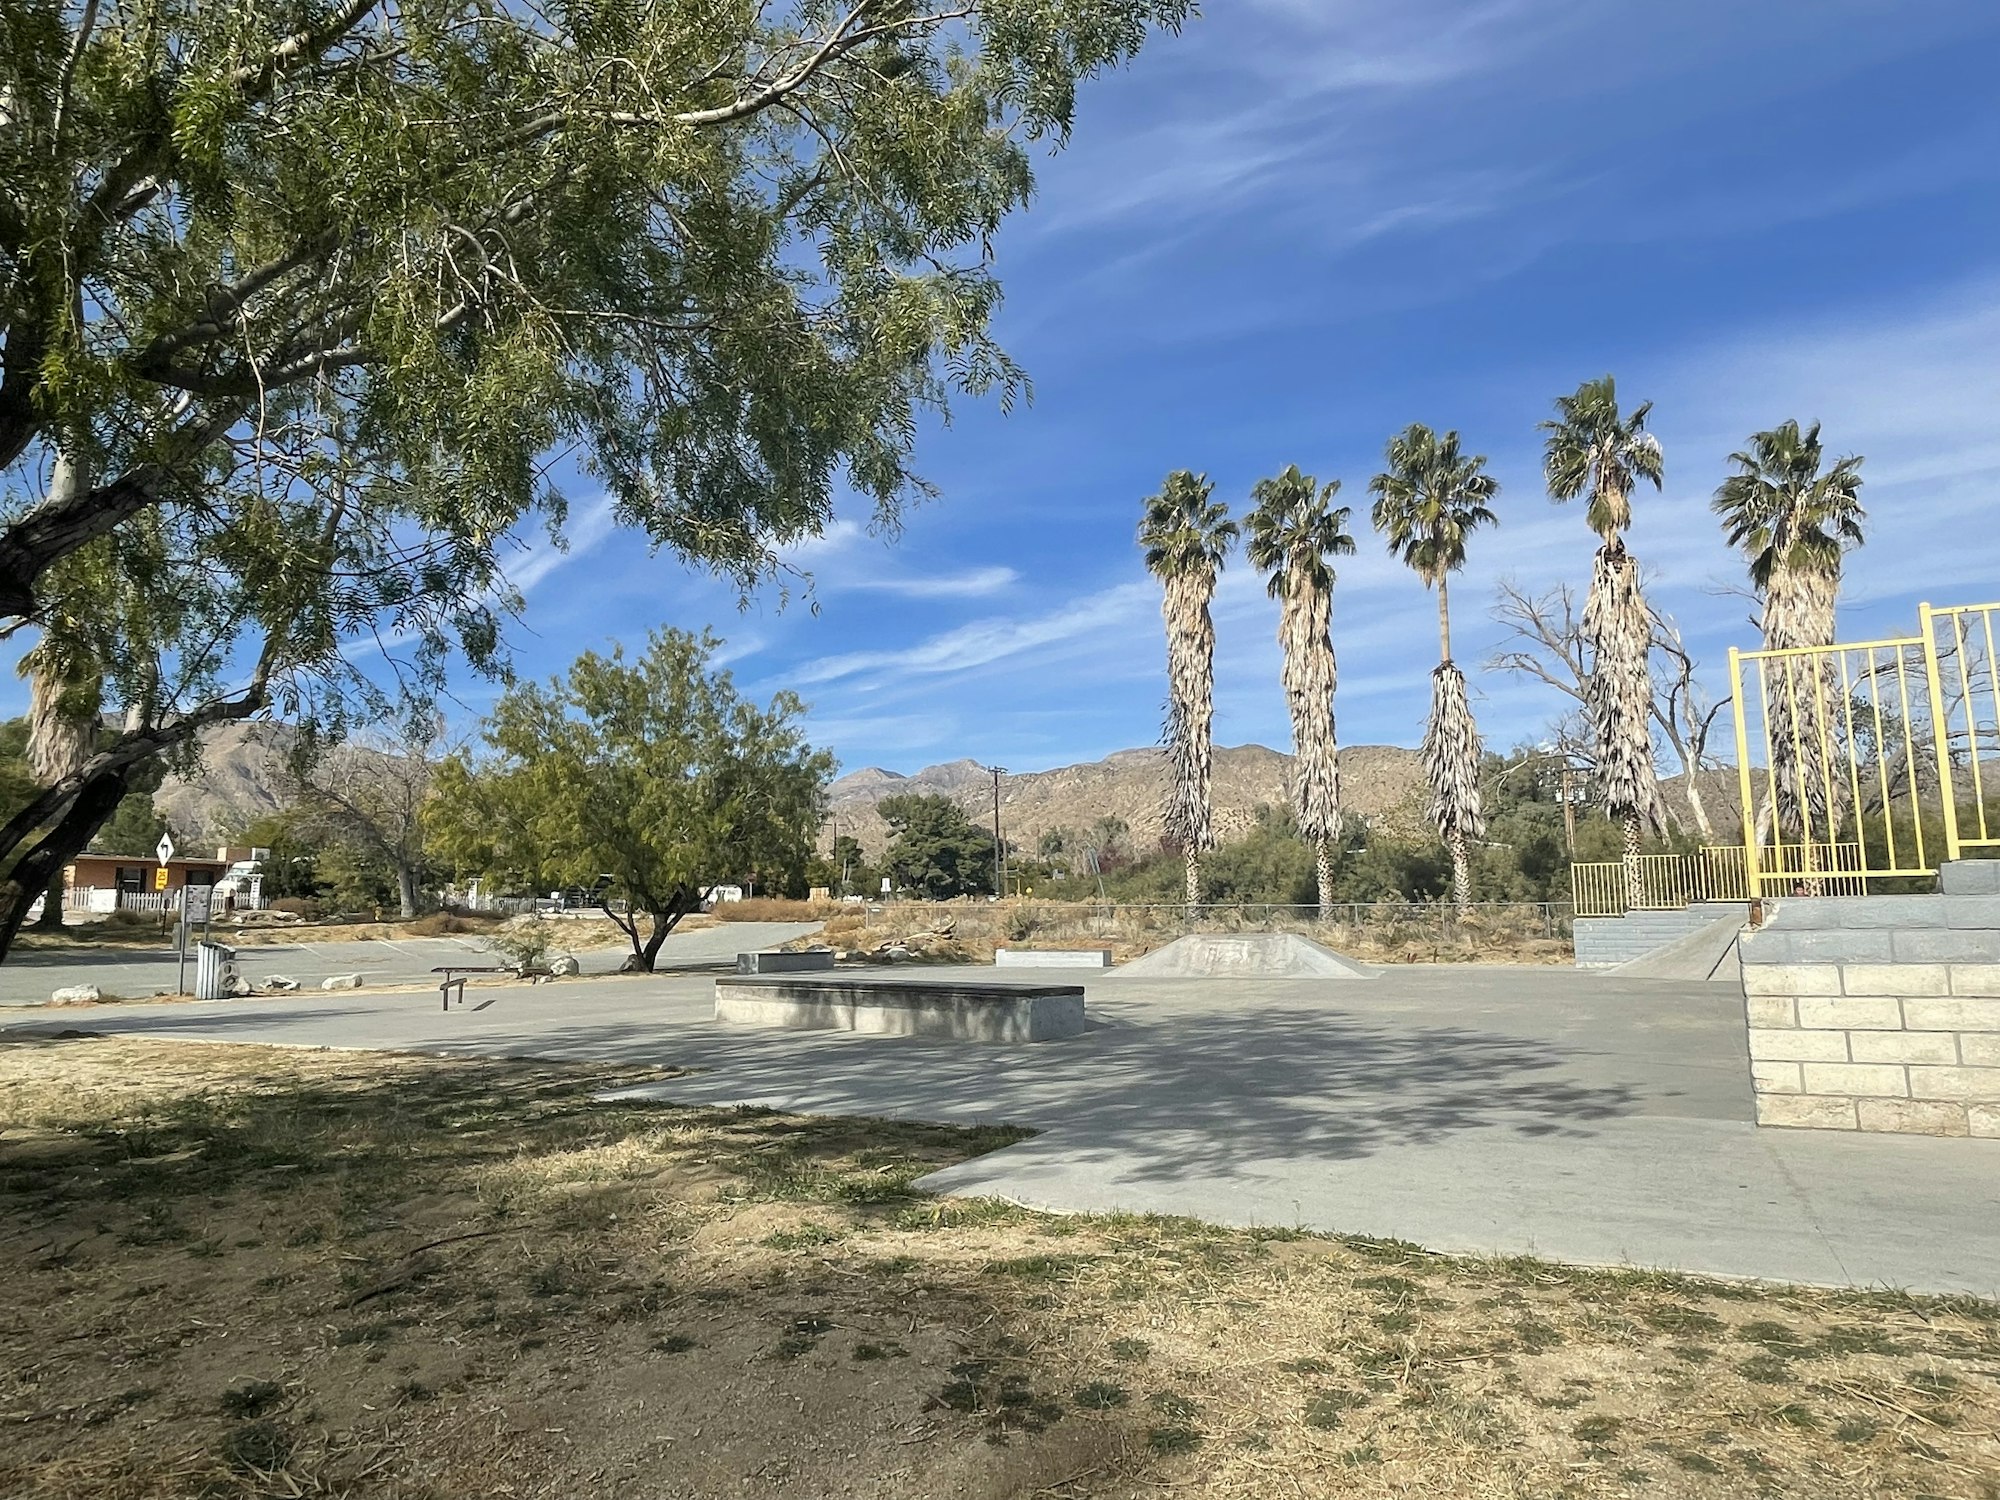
top-left (1110, 932), bottom-right (1377, 979)
top-left (1611, 915), bottom-right (1745, 983)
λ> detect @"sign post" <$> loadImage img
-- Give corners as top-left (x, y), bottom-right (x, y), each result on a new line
top-left (156, 833), bottom-right (182, 991)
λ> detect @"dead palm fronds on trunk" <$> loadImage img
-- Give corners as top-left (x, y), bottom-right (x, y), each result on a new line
top-left (1714, 420), bottom-right (1866, 878)
top-left (1369, 424), bottom-right (1498, 912)
top-left (1140, 470), bottom-right (1238, 906)
top-left (1542, 376), bottom-right (1668, 908)
top-left (1245, 465), bottom-right (1354, 914)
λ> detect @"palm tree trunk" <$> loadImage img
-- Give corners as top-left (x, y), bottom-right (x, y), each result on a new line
top-left (1437, 574), bottom-right (1452, 662)
top-left (1584, 541), bottom-right (1667, 860)
top-left (1422, 662), bottom-right (1485, 915)
top-left (1315, 835), bottom-right (1333, 916)
top-left (1184, 850), bottom-right (1200, 908)
top-left (1622, 812), bottom-right (1643, 910)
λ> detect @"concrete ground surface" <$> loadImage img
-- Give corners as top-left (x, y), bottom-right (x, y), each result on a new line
top-left (0, 921), bottom-right (820, 1005)
top-left (4, 957), bottom-right (1995, 1297)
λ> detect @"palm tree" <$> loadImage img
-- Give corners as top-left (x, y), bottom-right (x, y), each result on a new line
top-left (1713, 420), bottom-right (1865, 870)
top-left (1368, 424), bottom-right (1499, 913)
top-left (1541, 376), bottom-right (1668, 909)
top-left (1139, 470), bottom-right (1238, 906)
top-left (1245, 465), bottom-right (1355, 915)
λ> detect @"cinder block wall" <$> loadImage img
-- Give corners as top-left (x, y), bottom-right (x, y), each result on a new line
top-left (1739, 860), bottom-right (2000, 1136)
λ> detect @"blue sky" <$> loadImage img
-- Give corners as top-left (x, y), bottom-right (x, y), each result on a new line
top-left (50, 1), bottom-right (2000, 777)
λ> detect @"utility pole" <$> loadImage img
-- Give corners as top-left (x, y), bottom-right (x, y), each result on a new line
top-left (985, 765), bottom-right (1006, 897)
top-left (1557, 761), bottom-right (1578, 856)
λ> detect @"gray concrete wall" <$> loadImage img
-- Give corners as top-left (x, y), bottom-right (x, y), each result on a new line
top-left (1740, 861), bottom-right (2000, 1137)
top-left (714, 976), bottom-right (1086, 1042)
top-left (735, 950), bottom-right (835, 974)
top-left (1574, 902), bottom-right (1750, 967)
top-left (994, 948), bottom-right (1112, 969)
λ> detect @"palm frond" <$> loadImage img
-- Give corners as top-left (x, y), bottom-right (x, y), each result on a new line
top-left (1539, 375), bottom-right (1664, 542)
top-left (1367, 422), bottom-right (1499, 587)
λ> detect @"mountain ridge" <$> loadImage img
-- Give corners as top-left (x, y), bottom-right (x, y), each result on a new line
top-left (826, 741), bottom-right (1428, 857)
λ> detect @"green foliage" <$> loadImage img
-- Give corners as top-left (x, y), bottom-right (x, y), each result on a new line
top-left (1085, 748), bottom-right (1643, 909)
top-left (0, 721), bottom-right (35, 831)
top-left (428, 629), bottom-right (832, 968)
top-left (1367, 425), bottom-right (1500, 590)
top-left (1712, 419), bottom-right (1866, 590)
top-left (0, 0), bottom-right (1192, 951)
top-left (486, 920), bottom-right (558, 975)
top-left (879, 793), bottom-right (997, 899)
top-left (237, 813), bottom-right (324, 902)
top-left (1540, 376), bottom-right (1664, 539)
top-left (825, 834), bottom-right (879, 898)
top-left (90, 788), bottom-right (170, 860)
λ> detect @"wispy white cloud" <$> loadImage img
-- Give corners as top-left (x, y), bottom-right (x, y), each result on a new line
top-left (791, 580), bottom-right (1155, 687)
top-left (846, 566), bottom-right (1020, 599)
top-left (502, 494), bottom-right (620, 592)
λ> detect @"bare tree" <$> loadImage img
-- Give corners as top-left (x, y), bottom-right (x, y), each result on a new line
top-left (284, 722), bottom-right (445, 918)
top-left (1489, 580), bottom-right (1729, 840)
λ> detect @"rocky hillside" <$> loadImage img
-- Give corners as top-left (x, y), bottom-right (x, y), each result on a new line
top-left (826, 743), bottom-right (1428, 857)
top-left (153, 722), bottom-right (299, 841)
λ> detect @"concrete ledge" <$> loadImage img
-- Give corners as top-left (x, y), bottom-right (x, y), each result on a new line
top-left (994, 947), bottom-right (1112, 969)
top-left (715, 976), bottom-right (1086, 1042)
top-left (735, 950), bottom-right (835, 975)
top-left (1943, 859), bottom-right (2000, 895)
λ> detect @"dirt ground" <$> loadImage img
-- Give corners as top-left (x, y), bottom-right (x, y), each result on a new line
top-left (2, 1037), bottom-right (1995, 1500)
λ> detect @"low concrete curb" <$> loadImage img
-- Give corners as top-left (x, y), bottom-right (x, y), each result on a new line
top-left (994, 948), bottom-right (1112, 969)
top-left (714, 975), bottom-right (1086, 1042)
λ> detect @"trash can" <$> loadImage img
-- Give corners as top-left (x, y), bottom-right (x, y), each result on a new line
top-left (195, 941), bottom-right (239, 1000)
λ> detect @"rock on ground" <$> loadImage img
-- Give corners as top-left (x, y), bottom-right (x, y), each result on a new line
top-left (321, 973), bottom-right (364, 991)
top-left (549, 954), bottom-right (582, 977)
top-left (261, 975), bottom-right (300, 991)
top-left (50, 984), bottom-right (100, 1004)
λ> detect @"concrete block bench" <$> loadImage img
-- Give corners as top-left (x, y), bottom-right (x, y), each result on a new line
top-left (735, 950), bottom-right (836, 975)
top-left (994, 947), bottom-right (1112, 969)
top-left (714, 976), bottom-right (1085, 1042)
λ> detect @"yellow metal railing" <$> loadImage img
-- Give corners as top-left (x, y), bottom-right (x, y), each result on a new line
top-left (1570, 844), bottom-right (1762, 918)
top-left (1570, 841), bottom-right (1866, 918)
top-left (1923, 601), bottom-right (2000, 859)
top-left (1726, 598), bottom-right (2000, 896)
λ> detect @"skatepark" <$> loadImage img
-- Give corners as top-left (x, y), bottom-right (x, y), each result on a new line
top-left (7, 924), bottom-right (1995, 1298)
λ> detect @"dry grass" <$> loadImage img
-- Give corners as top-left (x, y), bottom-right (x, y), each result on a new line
top-left (790, 901), bottom-right (1574, 967)
top-left (706, 897), bottom-right (845, 923)
top-left (2, 1037), bottom-right (1994, 1500)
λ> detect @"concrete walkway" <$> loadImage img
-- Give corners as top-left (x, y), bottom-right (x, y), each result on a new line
top-left (4, 960), bottom-right (1994, 1296)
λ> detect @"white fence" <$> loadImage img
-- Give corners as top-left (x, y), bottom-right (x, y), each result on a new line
top-left (67, 885), bottom-right (267, 916)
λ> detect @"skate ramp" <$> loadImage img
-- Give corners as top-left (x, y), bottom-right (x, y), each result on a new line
top-left (1610, 915), bottom-right (1745, 983)
top-left (1110, 932), bottom-right (1378, 979)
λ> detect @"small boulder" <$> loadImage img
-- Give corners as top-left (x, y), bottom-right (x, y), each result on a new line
top-left (321, 973), bottom-right (364, 991)
top-left (50, 984), bottom-right (100, 1005)
top-left (617, 953), bottom-right (648, 974)
top-left (261, 975), bottom-right (300, 991)
top-left (223, 975), bottom-right (255, 998)
top-left (548, 954), bottom-right (582, 977)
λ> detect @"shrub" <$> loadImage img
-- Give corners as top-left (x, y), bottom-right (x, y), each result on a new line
top-left (486, 919), bottom-right (556, 973)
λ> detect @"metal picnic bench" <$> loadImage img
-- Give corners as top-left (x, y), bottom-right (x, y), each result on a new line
top-left (431, 964), bottom-right (550, 1011)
